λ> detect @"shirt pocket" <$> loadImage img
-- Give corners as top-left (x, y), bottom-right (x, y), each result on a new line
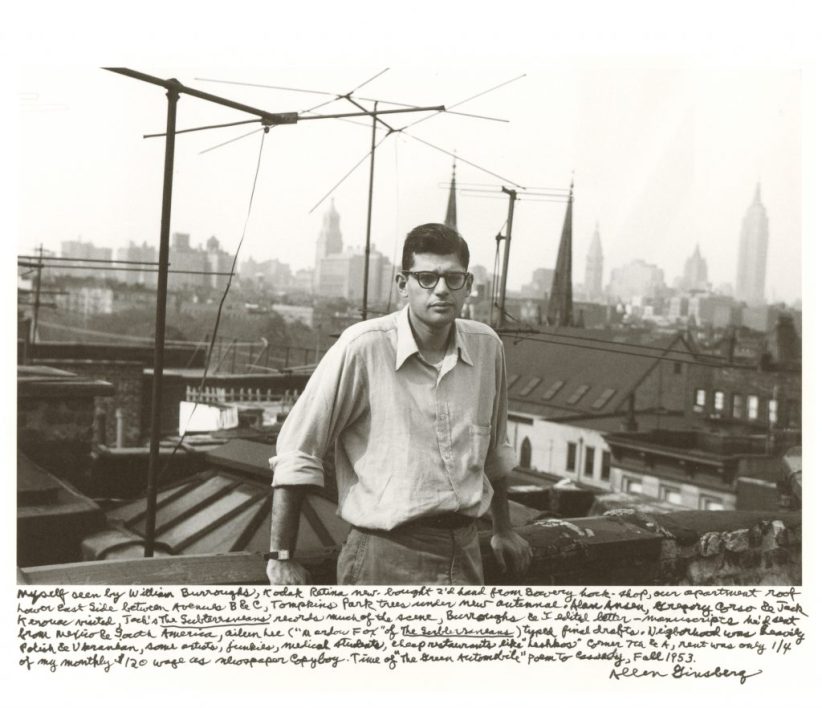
top-left (468, 424), bottom-right (492, 472)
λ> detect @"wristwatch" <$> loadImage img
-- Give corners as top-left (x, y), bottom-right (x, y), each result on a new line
top-left (264, 550), bottom-right (292, 561)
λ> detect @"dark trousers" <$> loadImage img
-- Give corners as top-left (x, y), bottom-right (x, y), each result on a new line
top-left (336, 522), bottom-right (483, 585)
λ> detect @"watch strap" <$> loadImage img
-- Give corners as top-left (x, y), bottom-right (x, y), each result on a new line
top-left (264, 550), bottom-right (292, 561)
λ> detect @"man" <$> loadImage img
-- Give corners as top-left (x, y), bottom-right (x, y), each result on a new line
top-left (267, 223), bottom-right (531, 585)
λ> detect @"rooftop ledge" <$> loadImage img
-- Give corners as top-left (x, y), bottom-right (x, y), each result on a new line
top-left (18, 509), bottom-right (800, 586)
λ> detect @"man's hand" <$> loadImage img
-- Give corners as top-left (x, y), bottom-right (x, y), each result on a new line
top-left (266, 559), bottom-right (311, 585)
top-left (490, 528), bottom-right (533, 577)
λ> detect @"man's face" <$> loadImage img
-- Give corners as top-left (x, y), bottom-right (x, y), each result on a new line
top-left (397, 252), bottom-right (472, 332)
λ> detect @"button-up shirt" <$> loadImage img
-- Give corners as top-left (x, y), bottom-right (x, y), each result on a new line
top-left (270, 306), bottom-right (516, 530)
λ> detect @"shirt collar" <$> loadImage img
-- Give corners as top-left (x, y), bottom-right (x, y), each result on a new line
top-left (395, 306), bottom-right (474, 370)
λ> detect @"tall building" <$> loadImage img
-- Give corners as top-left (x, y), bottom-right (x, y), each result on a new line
top-left (59, 238), bottom-right (113, 279)
top-left (444, 159), bottom-right (458, 231)
top-left (546, 181), bottom-right (574, 326)
top-left (314, 199), bottom-right (344, 293)
top-left (240, 256), bottom-right (292, 290)
top-left (317, 247), bottom-right (393, 306)
top-left (735, 183), bottom-right (769, 306)
top-left (608, 259), bottom-right (666, 301)
top-left (522, 268), bottom-right (554, 298)
top-left (115, 241), bottom-right (158, 288)
top-left (168, 232), bottom-right (205, 290)
top-left (681, 244), bottom-right (708, 291)
top-left (584, 223), bottom-right (603, 302)
top-left (313, 200), bottom-right (395, 308)
top-left (205, 236), bottom-right (234, 289)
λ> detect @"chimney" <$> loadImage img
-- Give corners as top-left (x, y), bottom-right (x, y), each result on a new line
top-left (771, 314), bottom-right (800, 365)
top-left (727, 326), bottom-right (736, 364)
top-left (622, 392), bottom-right (638, 432)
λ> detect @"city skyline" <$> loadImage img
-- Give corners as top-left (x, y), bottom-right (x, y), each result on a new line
top-left (34, 191), bottom-right (795, 308)
top-left (15, 63), bottom-right (802, 304)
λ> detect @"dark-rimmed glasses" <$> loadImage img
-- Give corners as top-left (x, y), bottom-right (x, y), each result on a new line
top-left (402, 270), bottom-right (471, 290)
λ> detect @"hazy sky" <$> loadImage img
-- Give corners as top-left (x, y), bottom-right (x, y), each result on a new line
top-left (10, 6), bottom-right (809, 307)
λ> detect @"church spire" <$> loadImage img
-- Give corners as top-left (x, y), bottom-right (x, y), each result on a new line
top-left (444, 155), bottom-right (458, 231)
top-left (546, 178), bottom-right (574, 326)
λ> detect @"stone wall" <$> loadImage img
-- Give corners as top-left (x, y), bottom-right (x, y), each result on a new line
top-left (38, 360), bottom-right (145, 446)
top-left (18, 396), bottom-right (98, 485)
top-left (480, 509), bottom-right (801, 586)
top-left (20, 509), bottom-right (801, 586)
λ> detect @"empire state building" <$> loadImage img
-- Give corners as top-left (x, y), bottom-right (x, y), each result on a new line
top-left (735, 183), bottom-right (769, 306)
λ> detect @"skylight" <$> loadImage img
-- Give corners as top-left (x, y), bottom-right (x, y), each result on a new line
top-left (566, 384), bottom-right (590, 405)
top-left (541, 380), bottom-right (565, 401)
top-left (591, 387), bottom-right (617, 409)
top-left (519, 377), bottom-right (542, 396)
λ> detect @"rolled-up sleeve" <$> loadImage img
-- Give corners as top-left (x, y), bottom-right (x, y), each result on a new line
top-left (484, 341), bottom-right (517, 481)
top-left (270, 335), bottom-right (367, 488)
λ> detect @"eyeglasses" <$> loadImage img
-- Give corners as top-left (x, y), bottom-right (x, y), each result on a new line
top-left (402, 270), bottom-right (471, 290)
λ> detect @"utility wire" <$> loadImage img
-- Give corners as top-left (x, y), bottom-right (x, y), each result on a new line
top-left (399, 73), bottom-right (526, 132)
top-left (309, 133), bottom-right (391, 213)
top-left (499, 331), bottom-right (766, 371)
top-left (163, 129), bottom-right (269, 470)
top-left (200, 126), bottom-right (266, 155)
top-left (403, 132), bottom-right (525, 188)
top-left (196, 74), bottom-right (422, 110)
top-left (143, 118), bottom-right (262, 139)
top-left (499, 325), bottom-right (720, 357)
top-left (18, 261), bottom-right (235, 276)
top-left (19, 255), bottom-right (160, 266)
top-left (351, 67), bottom-right (390, 92)
top-left (196, 68), bottom-right (391, 154)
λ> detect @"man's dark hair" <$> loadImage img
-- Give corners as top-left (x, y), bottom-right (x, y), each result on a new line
top-left (401, 223), bottom-right (470, 271)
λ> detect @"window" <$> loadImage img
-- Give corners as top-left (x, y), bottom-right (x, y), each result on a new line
top-left (601, 451), bottom-right (611, 482)
top-left (542, 380), bottom-right (565, 401)
top-left (584, 446), bottom-right (595, 477)
top-left (732, 394), bottom-right (744, 419)
top-left (693, 388), bottom-right (706, 413)
top-left (566, 442), bottom-right (577, 472)
top-left (591, 388), bottom-right (617, 410)
top-left (519, 377), bottom-right (542, 396)
top-left (519, 437), bottom-right (532, 468)
top-left (507, 374), bottom-right (521, 390)
top-left (566, 384), bottom-right (590, 405)
top-left (660, 485), bottom-right (682, 505)
top-left (700, 495), bottom-right (724, 511)
top-left (713, 391), bottom-right (725, 413)
top-left (673, 362), bottom-right (682, 374)
top-left (768, 399), bottom-right (778, 425)
top-left (623, 477), bottom-right (642, 494)
top-left (747, 395), bottom-right (759, 420)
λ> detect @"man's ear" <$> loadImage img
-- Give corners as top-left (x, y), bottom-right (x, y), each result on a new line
top-left (396, 272), bottom-right (408, 299)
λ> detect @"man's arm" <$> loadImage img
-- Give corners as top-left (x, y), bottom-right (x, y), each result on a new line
top-left (266, 485), bottom-right (311, 585)
top-left (488, 476), bottom-right (533, 576)
top-left (267, 334), bottom-right (367, 585)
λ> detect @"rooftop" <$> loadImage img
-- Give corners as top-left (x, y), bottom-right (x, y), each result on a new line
top-left (17, 364), bottom-right (114, 398)
top-left (501, 330), bottom-right (694, 418)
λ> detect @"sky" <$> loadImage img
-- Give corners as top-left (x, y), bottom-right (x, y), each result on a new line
top-left (13, 57), bottom-right (803, 304)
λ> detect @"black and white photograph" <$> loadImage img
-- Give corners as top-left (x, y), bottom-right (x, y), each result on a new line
top-left (5, 0), bottom-right (818, 704)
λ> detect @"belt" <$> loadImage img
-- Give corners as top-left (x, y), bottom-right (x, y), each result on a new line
top-left (397, 512), bottom-right (476, 531)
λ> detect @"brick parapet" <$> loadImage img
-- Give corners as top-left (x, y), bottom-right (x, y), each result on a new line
top-left (480, 509), bottom-right (801, 586)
